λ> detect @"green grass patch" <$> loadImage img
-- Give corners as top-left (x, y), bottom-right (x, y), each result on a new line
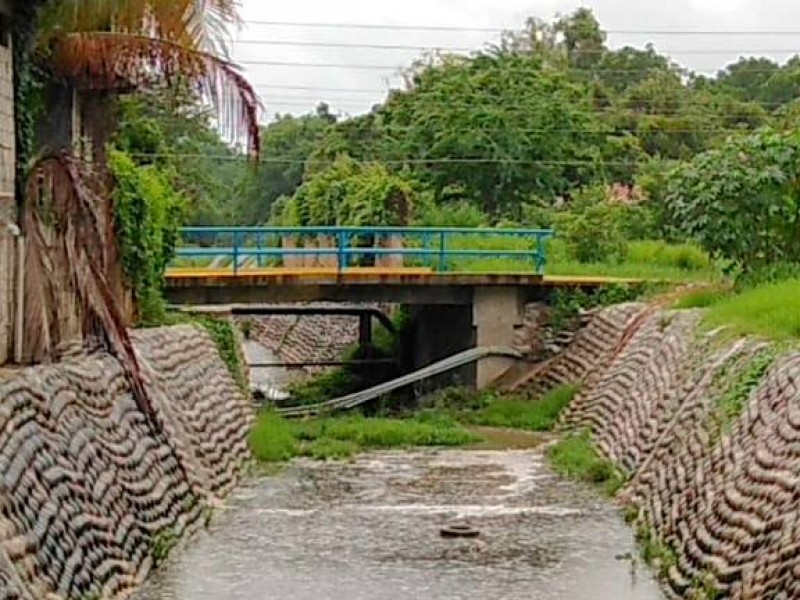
top-left (249, 412), bottom-right (298, 462)
top-left (464, 385), bottom-right (579, 431)
top-left (437, 237), bottom-right (720, 283)
top-left (712, 350), bottom-right (775, 433)
top-left (673, 286), bottom-right (730, 309)
top-left (547, 432), bottom-right (625, 495)
top-left (249, 411), bottom-right (480, 462)
top-left (704, 279), bottom-right (800, 340)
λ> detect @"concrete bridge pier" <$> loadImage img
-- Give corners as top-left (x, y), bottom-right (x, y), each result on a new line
top-left (403, 286), bottom-right (525, 392)
top-left (472, 287), bottom-right (525, 389)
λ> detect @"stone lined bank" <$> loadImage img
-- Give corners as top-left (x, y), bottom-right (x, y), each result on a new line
top-left (0, 325), bottom-right (253, 599)
top-left (524, 303), bottom-right (800, 599)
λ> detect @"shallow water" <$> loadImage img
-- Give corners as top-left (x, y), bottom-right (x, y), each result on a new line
top-left (137, 448), bottom-right (663, 600)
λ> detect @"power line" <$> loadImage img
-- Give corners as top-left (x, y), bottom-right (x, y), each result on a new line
top-left (254, 84), bottom-right (391, 94)
top-left (233, 38), bottom-right (800, 56)
top-left (255, 101), bottom-right (788, 119)
top-left (240, 59), bottom-right (796, 73)
top-left (241, 20), bottom-right (800, 36)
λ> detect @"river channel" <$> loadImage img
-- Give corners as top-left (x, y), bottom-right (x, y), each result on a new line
top-left (137, 446), bottom-right (664, 599)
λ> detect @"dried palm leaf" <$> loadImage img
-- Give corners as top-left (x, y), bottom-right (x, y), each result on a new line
top-left (23, 154), bottom-right (157, 423)
top-left (35, 0), bottom-right (259, 156)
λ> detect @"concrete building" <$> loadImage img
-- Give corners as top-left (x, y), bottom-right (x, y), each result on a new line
top-left (0, 0), bottom-right (14, 364)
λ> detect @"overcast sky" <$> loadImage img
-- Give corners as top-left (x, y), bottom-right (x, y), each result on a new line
top-left (232, 0), bottom-right (800, 120)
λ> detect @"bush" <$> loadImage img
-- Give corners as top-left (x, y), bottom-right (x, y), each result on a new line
top-left (547, 432), bottom-right (625, 495)
top-left (665, 129), bottom-right (800, 272)
top-left (109, 148), bottom-right (185, 324)
top-left (626, 240), bottom-right (712, 271)
top-left (249, 412), bottom-right (297, 462)
top-left (414, 200), bottom-right (489, 228)
top-left (464, 385), bottom-right (580, 431)
top-left (555, 202), bottom-right (628, 264)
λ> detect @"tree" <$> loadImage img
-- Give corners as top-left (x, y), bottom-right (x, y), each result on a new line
top-left (376, 52), bottom-right (607, 215)
top-left (33, 0), bottom-right (260, 157)
top-left (554, 8), bottom-right (606, 70)
top-left (665, 129), bottom-right (800, 271)
top-left (236, 114), bottom-right (333, 225)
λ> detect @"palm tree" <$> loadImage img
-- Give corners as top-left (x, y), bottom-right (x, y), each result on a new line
top-left (33, 0), bottom-right (260, 157)
top-left (20, 1), bottom-right (261, 423)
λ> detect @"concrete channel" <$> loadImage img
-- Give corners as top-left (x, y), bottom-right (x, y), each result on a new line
top-left (135, 339), bottom-right (663, 600)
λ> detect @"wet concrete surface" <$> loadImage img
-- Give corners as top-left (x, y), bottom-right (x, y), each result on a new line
top-left (137, 448), bottom-right (664, 600)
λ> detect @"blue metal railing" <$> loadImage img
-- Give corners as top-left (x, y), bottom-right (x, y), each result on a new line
top-left (172, 226), bottom-right (555, 275)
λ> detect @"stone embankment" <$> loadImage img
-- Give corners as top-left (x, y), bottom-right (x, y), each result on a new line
top-left (0, 325), bottom-right (253, 600)
top-left (522, 303), bottom-right (800, 599)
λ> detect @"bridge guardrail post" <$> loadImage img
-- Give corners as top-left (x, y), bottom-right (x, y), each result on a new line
top-left (438, 230), bottom-right (447, 272)
top-left (233, 231), bottom-right (240, 275)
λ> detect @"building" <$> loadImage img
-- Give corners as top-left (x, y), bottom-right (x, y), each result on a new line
top-left (0, 0), bottom-right (14, 364)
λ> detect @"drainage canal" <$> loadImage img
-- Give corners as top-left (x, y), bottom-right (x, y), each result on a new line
top-left (136, 448), bottom-right (663, 600)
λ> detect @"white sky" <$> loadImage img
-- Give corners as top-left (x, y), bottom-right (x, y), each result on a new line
top-left (233, 0), bottom-right (800, 120)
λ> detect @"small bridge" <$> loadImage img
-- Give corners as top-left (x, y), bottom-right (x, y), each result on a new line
top-left (166, 226), bottom-right (638, 387)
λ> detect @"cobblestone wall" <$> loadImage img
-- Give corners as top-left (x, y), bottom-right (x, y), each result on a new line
top-left (533, 306), bottom-right (800, 599)
top-left (0, 325), bottom-right (253, 599)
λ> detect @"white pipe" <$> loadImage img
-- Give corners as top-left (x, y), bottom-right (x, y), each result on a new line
top-left (7, 223), bottom-right (23, 364)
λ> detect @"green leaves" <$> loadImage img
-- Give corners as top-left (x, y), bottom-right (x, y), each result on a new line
top-left (280, 156), bottom-right (414, 227)
top-left (109, 148), bottom-right (185, 323)
top-left (665, 129), bottom-right (800, 273)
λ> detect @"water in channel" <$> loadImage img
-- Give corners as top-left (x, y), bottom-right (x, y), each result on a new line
top-left (138, 338), bottom-right (662, 599)
top-left (137, 446), bottom-right (664, 600)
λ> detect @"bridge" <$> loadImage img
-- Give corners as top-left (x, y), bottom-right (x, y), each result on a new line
top-left (166, 226), bottom-right (637, 387)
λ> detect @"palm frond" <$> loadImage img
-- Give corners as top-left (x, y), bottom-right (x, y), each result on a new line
top-left (23, 154), bottom-right (157, 423)
top-left (48, 31), bottom-right (260, 156)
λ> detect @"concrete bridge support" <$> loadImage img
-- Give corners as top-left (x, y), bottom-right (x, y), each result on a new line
top-left (472, 287), bottom-right (525, 388)
top-left (403, 286), bottom-right (525, 392)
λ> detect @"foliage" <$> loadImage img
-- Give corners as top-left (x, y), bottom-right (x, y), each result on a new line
top-left (286, 369), bottom-right (358, 407)
top-left (413, 200), bottom-right (488, 228)
top-left (109, 149), bottom-right (185, 323)
top-left (458, 385), bottom-right (580, 431)
top-left (114, 90), bottom-right (254, 226)
top-left (379, 52), bottom-right (607, 215)
top-left (547, 432), bottom-right (626, 495)
top-left (636, 523), bottom-right (678, 580)
top-left (151, 528), bottom-right (179, 567)
top-left (549, 283), bottom-right (648, 331)
top-left (672, 287), bottom-right (730, 309)
top-left (34, 0), bottom-right (260, 154)
top-left (249, 412), bottom-right (298, 462)
top-left (665, 129), bottom-right (800, 272)
top-left (712, 350), bottom-right (775, 432)
top-left (11, 1), bottom-right (48, 203)
top-left (192, 316), bottom-right (249, 393)
top-left (555, 188), bottom-right (629, 264)
top-left (249, 411), bottom-right (479, 463)
top-left (280, 156), bottom-right (414, 226)
top-left (703, 279), bottom-right (800, 340)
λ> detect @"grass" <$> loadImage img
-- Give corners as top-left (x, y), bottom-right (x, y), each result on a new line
top-left (436, 236), bottom-right (720, 283)
top-left (673, 286), bottom-right (730, 309)
top-left (703, 278), bottom-right (800, 340)
top-left (547, 432), bottom-right (626, 496)
top-left (712, 350), bottom-right (775, 433)
top-left (249, 411), bottom-right (480, 463)
top-left (462, 385), bottom-right (580, 431)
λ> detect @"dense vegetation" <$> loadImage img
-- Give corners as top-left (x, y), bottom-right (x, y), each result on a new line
top-left (104, 8), bottom-right (800, 286)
